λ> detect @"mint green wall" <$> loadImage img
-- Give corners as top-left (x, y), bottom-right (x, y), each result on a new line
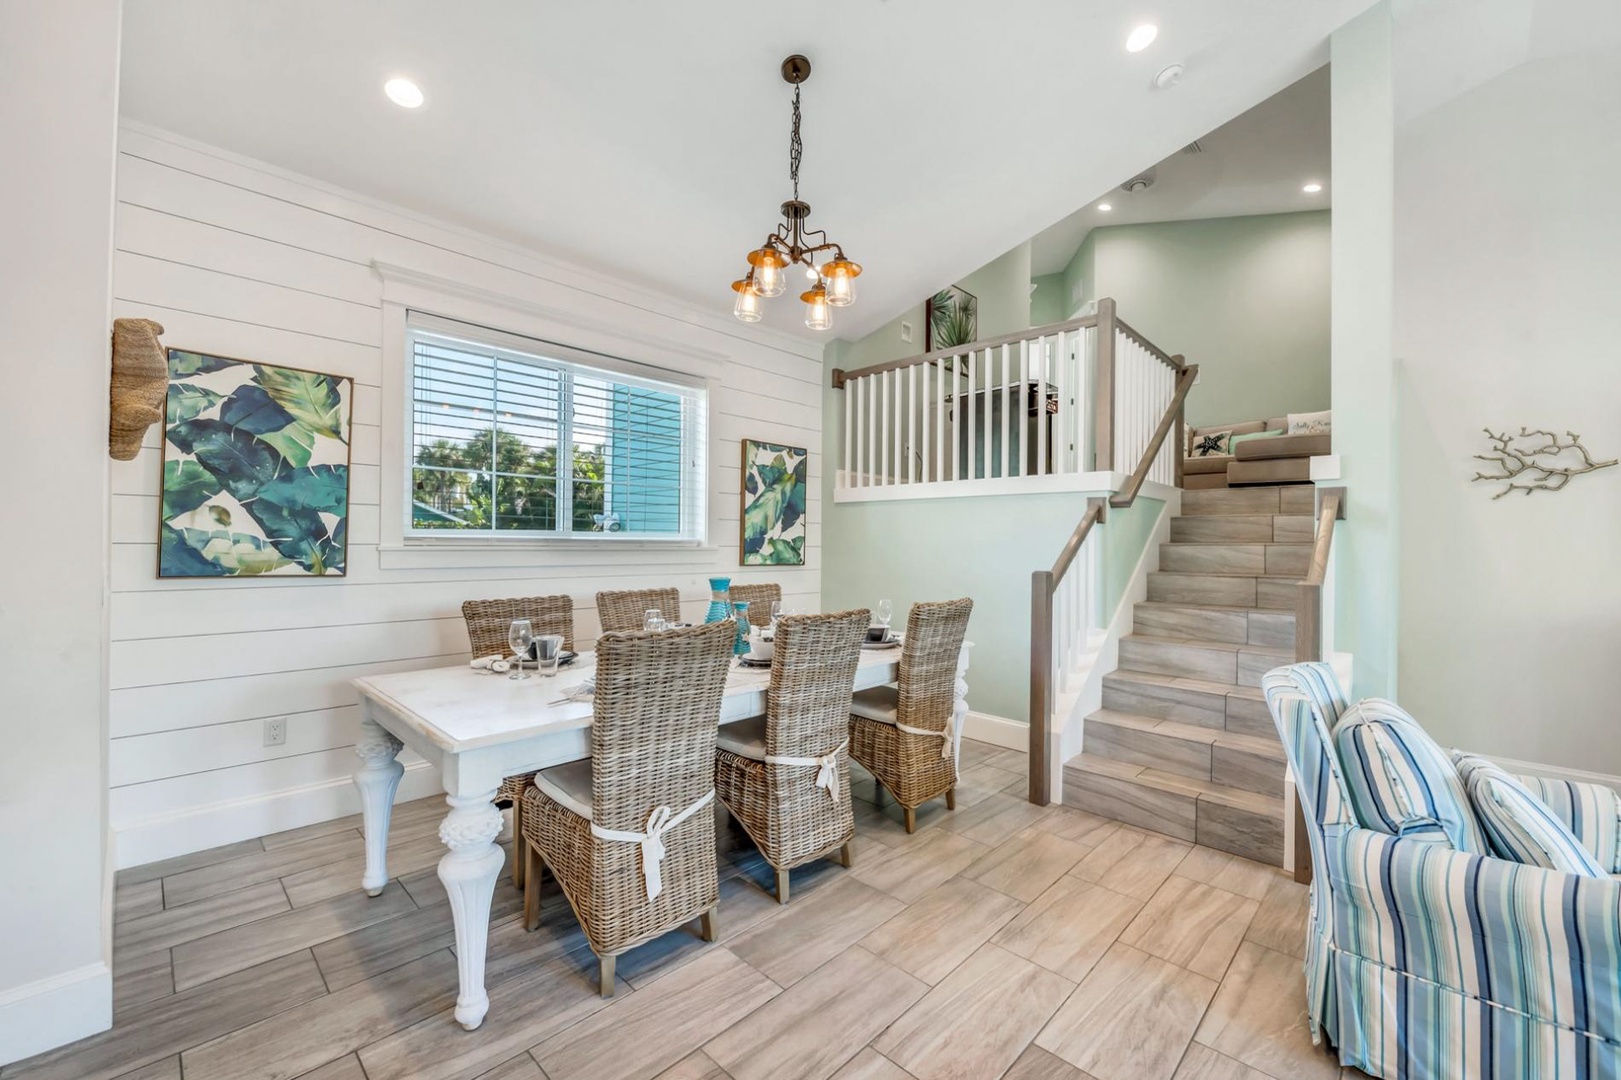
top-left (839, 241), bottom-right (1033, 370)
top-left (1029, 273), bottom-right (1066, 327)
top-left (1101, 497), bottom-right (1164, 618)
top-left (1080, 212), bottom-right (1331, 428)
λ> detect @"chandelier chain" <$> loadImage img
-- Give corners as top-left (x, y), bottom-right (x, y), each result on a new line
top-left (789, 84), bottom-right (802, 202)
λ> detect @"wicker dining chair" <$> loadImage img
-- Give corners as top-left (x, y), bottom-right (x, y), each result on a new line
top-left (728, 582), bottom-right (782, 629)
top-left (521, 620), bottom-right (733, 996)
top-left (596, 587), bottom-right (681, 634)
top-left (714, 608), bottom-right (868, 904)
top-left (848, 598), bottom-right (974, 833)
top-left (460, 594), bottom-right (576, 890)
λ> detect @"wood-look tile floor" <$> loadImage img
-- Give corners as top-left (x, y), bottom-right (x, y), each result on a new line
top-left (3, 741), bottom-right (1373, 1080)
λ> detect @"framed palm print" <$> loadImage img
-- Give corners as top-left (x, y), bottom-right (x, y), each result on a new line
top-left (158, 349), bottom-right (353, 577)
top-left (740, 438), bottom-right (807, 566)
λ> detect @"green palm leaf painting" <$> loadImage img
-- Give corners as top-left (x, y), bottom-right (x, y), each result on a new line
top-left (740, 439), bottom-right (807, 566)
top-left (159, 349), bottom-right (352, 578)
top-left (926, 284), bottom-right (978, 357)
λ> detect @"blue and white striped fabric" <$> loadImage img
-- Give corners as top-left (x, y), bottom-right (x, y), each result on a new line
top-left (1453, 753), bottom-right (1608, 877)
top-left (1331, 698), bottom-right (1489, 854)
top-left (1516, 773), bottom-right (1621, 875)
top-left (1262, 662), bottom-right (1356, 1048)
top-left (1265, 662), bottom-right (1621, 1079)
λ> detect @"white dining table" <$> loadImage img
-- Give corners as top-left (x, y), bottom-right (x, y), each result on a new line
top-left (350, 639), bottom-right (971, 1030)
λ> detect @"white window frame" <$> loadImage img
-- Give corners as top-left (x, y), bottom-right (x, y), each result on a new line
top-left (375, 263), bottom-right (719, 569)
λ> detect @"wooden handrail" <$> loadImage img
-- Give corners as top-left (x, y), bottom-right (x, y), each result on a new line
top-left (1109, 365), bottom-right (1199, 509)
top-left (1290, 486), bottom-right (1345, 885)
top-left (1050, 499), bottom-right (1108, 588)
top-left (829, 313), bottom-right (1100, 389)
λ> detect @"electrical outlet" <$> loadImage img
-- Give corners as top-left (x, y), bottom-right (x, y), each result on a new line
top-left (263, 716), bottom-right (287, 747)
top-left (900, 320), bottom-right (913, 344)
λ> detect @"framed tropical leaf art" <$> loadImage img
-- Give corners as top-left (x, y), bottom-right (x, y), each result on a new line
top-left (158, 350), bottom-right (353, 577)
top-left (740, 439), bottom-right (807, 566)
top-left (926, 285), bottom-right (978, 352)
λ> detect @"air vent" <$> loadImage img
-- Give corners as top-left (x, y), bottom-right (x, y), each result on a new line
top-left (1182, 140), bottom-right (1203, 154)
top-left (1121, 167), bottom-right (1157, 193)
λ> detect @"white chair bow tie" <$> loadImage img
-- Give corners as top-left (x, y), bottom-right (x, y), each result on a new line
top-left (589, 790), bottom-right (714, 902)
top-left (766, 739), bottom-right (849, 802)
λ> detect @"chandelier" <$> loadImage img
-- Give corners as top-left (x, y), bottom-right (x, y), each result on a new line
top-left (732, 54), bottom-right (861, 331)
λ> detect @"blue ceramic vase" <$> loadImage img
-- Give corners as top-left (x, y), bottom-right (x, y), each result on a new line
top-left (704, 577), bottom-right (732, 624)
top-left (732, 601), bottom-right (751, 656)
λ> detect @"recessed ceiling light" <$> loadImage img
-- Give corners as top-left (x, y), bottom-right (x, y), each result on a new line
top-left (1303, 182), bottom-right (1323, 193)
top-left (384, 77), bottom-right (424, 109)
top-left (1126, 24), bottom-right (1159, 53)
top-left (1097, 203), bottom-right (1113, 212)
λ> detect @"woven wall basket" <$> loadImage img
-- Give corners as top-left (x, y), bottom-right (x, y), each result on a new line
top-left (109, 318), bottom-right (167, 461)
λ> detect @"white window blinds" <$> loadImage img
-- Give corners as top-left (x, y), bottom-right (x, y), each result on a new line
top-left (407, 317), bottom-right (706, 539)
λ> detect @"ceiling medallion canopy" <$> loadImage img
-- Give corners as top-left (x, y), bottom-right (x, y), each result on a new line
top-left (732, 54), bottom-right (861, 331)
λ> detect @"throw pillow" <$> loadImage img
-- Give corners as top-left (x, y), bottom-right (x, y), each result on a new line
top-left (1515, 773), bottom-right (1621, 873)
top-left (1229, 429), bottom-right (1284, 448)
top-left (1190, 430), bottom-right (1232, 458)
top-left (1452, 753), bottom-right (1608, 876)
top-left (1287, 410), bottom-right (1332, 436)
top-left (1331, 698), bottom-right (1490, 853)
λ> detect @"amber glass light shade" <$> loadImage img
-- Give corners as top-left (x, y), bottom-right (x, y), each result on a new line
top-left (748, 245), bottom-right (788, 297)
top-left (801, 282), bottom-right (832, 331)
top-left (732, 278), bottom-right (762, 323)
top-left (824, 257), bottom-right (861, 307)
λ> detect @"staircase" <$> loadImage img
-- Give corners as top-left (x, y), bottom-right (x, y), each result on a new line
top-left (1062, 484), bottom-right (1317, 866)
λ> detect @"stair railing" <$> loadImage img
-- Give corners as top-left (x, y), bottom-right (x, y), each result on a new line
top-left (1026, 341), bottom-right (1198, 805)
top-left (1290, 486), bottom-right (1345, 882)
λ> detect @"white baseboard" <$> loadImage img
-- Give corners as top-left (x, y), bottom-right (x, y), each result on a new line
top-left (114, 760), bottom-right (443, 869)
top-left (962, 710), bottom-right (1028, 752)
top-left (0, 962), bottom-right (111, 1067)
top-left (1488, 755), bottom-right (1621, 794)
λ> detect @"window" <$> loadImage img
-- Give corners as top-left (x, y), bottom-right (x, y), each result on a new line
top-left (406, 315), bottom-right (706, 540)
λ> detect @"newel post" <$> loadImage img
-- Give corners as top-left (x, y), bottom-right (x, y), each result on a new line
top-left (1028, 570), bottom-right (1054, 806)
top-left (1093, 298), bottom-right (1116, 472)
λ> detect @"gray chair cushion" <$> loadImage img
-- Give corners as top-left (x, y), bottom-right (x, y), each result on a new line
top-left (850, 685), bottom-right (899, 724)
top-left (716, 715), bottom-right (768, 761)
top-left (533, 758), bottom-right (594, 820)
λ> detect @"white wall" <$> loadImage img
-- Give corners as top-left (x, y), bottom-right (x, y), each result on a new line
top-left (0, 0), bottom-right (120, 1063)
top-left (108, 125), bottom-right (824, 866)
top-left (1392, 1), bottom-right (1621, 773)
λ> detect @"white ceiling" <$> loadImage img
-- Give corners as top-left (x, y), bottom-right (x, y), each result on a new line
top-left (1029, 65), bottom-right (1330, 276)
top-left (118, 0), bottom-right (1375, 340)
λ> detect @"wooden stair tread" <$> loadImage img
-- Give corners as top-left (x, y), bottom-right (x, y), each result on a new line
top-left (1120, 634), bottom-right (1293, 657)
top-left (1134, 600), bottom-right (1289, 615)
top-left (1087, 708), bottom-right (1283, 758)
top-left (1067, 752), bottom-right (1283, 815)
top-left (1102, 668), bottom-right (1266, 701)
top-left (1150, 570), bottom-right (1308, 581)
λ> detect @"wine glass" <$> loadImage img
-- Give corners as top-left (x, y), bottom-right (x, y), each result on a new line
top-left (877, 599), bottom-right (893, 627)
top-left (768, 600), bottom-right (783, 630)
top-left (644, 608), bottom-right (666, 633)
top-left (508, 619), bottom-right (533, 681)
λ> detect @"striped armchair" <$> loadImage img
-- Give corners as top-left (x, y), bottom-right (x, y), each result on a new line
top-left (1264, 663), bottom-right (1621, 1078)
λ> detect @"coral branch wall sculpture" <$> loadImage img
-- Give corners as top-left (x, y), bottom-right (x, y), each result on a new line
top-left (1470, 427), bottom-right (1617, 499)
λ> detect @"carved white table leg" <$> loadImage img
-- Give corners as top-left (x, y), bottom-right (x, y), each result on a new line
top-left (951, 649), bottom-right (971, 772)
top-left (354, 716), bottom-right (404, 897)
top-left (438, 791), bottom-right (505, 1030)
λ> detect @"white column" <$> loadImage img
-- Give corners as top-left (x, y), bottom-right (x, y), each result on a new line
top-left (353, 716), bottom-right (405, 896)
top-left (437, 792), bottom-right (506, 1030)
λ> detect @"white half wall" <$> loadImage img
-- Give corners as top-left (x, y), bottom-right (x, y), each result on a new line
top-left (108, 124), bottom-right (824, 867)
top-left (0, 0), bottom-right (120, 1064)
top-left (1392, 0), bottom-right (1621, 774)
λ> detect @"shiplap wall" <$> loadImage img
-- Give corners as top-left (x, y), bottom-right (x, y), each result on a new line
top-left (109, 124), bottom-right (824, 868)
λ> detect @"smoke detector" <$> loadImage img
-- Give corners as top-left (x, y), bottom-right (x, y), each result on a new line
top-left (1154, 64), bottom-right (1184, 90)
top-left (1121, 168), bottom-right (1157, 193)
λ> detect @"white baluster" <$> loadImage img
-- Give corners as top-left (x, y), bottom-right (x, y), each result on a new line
top-left (966, 350), bottom-right (978, 482)
top-left (866, 373), bottom-right (877, 487)
top-left (1034, 337), bottom-right (1046, 477)
top-left (1017, 341), bottom-right (1029, 478)
top-left (999, 343), bottom-right (1011, 481)
top-left (1053, 332), bottom-right (1067, 476)
top-left (907, 363), bottom-right (917, 484)
top-left (920, 361), bottom-right (930, 483)
top-left (893, 367), bottom-right (903, 487)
